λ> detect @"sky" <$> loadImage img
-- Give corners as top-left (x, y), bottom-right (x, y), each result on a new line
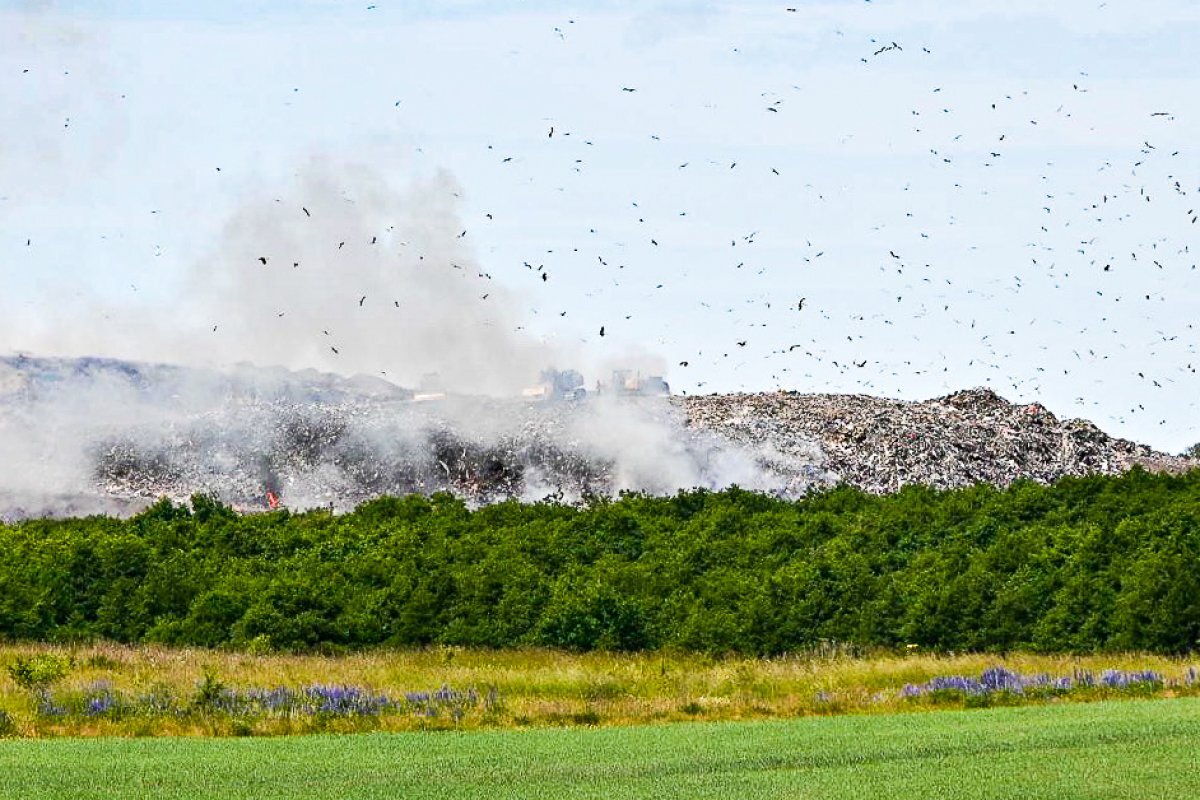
top-left (1, 0), bottom-right (1198, 451)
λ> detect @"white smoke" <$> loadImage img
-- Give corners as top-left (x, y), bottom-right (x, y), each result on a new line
top-left (0, 159), bottom-right (821, 517)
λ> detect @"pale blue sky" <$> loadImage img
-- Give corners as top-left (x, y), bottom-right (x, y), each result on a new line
top-left (2, 0), bottom-right (1198, 450)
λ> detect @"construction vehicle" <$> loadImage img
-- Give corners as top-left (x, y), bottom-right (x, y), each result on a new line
top-left (521, 368), bottom-right (587, 402)
top-left (601, 370), bottom-right (669, 397)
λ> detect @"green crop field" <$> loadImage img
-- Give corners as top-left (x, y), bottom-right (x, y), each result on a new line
top-left (2, 697), bottom-right (1198, 799)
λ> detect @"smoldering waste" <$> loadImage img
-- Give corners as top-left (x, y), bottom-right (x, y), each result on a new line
top-left (0, 356), bottom-right (1193, 518)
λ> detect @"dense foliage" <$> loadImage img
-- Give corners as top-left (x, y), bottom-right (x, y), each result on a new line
top-left (2, 468), bottom-right (1199, 654)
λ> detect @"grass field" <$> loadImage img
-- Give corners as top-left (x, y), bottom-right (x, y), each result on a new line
top-left (2, 643), bottom-right (1196, 736)
top-left (0, 697), bottom-right (1197, 798)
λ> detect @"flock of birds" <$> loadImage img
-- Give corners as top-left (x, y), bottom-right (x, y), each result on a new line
top-left (15, 3), bottom-right (1198, 450)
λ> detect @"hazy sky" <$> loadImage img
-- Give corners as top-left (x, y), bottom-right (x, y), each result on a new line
top-left (2, 0), bottom-right (1198, 450)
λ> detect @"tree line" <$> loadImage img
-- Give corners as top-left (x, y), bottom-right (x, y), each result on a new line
top-left (1, 467), bottom-right (1198, 654)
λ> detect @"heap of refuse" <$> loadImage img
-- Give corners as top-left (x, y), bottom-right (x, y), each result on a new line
top-left (0, 355), bottom-right (1194, 518)
top-left (80, 393), bottom-right (829, 514)
top-left (675, 388), bottom-right (1196, 494)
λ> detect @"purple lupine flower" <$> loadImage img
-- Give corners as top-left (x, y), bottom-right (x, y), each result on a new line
top-left (35, 689), bottom-right (66, 717)
top-left (980, 666), bottom-right (1025, 693)
top-left (1099, 669), bottom-right (1162, 689)
top-left (85, 694), bottom-right (116, 715)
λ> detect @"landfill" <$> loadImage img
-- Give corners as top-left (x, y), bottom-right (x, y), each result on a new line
top-left (675, 387), bottom-right (1196, 494)
top-left (0, 356), bottom-right (1194, 518)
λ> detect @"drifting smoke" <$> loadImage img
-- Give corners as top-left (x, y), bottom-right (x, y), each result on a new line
top-left (188, 161), bottom-right (555, 396)
top-left (0, 161), bottom-right (818, 518)
top-left (7, 160), bottom-right (553, 394)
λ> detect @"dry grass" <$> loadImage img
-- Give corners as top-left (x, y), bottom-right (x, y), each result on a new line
top-left (0, 642), bottom-right (1195, 737)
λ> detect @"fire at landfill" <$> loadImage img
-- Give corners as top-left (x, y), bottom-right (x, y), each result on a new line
top-left (1, 355), bottom-right (1193, 521)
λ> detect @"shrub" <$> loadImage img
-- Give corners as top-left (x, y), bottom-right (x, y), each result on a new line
top-left (6, 654), bottom-right (72, 691)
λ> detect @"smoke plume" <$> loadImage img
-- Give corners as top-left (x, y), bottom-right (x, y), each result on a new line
top-left (0, 160), bottom-right (817, 518)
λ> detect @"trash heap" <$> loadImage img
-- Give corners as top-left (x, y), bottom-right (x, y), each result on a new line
top-left (2, 354), bottom-right (1195, 518)
top-left (74, 393), bottom-right (827, 513)
top-left (673, 387), bottom-right (1196, 494)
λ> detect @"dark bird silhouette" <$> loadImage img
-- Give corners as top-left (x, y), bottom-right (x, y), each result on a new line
top-left (359, 296), bottom-right (366, 307)
top-left (621, 87), bottom-right (636, 92)
top-left (302, 207), bottom-right (310, 217)
top-left (737, 341), bottom-right (747, 347)
top-left (331, 346), bottom-right (339, 354)
top-left (258, 256), bottom-right (267, 265)
top-left (541, 272), bottom-right (548, 282)
top-left (798, 298), bottom-right (806, 310)
top-left (599, 326), bottom-right (606, 337)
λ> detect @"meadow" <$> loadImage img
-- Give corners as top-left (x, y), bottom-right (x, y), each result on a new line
top-left (1, 643), bottom-right (1196, 736)
top-left (1, 697), bottom-right (1197, 798)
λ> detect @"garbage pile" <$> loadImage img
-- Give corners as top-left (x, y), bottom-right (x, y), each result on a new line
top-left (2, 355), bottom-right (1195, 518)
top-left (81, 393), bottom-right (828, 513)
top-left (674, 387), bottom-right (1197, 494)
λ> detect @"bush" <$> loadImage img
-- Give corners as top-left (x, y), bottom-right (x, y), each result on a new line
top-left (6, 654), bottom-right (72, 691)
